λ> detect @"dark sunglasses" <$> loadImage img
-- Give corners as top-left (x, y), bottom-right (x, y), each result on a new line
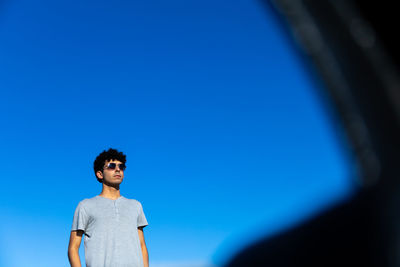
top-left (104, 163), bottom-right (126, 171)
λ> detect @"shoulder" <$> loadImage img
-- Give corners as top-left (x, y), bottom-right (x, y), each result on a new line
top-left (76, 196), bottom-right (101, 210)
top-left (121, 197), bottom-right (144, 208)
top-left (122, 196), bottom-right (141, 204)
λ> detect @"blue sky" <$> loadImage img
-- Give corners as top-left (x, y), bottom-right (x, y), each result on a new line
top-left (0, 0), bottom-right (357, 266)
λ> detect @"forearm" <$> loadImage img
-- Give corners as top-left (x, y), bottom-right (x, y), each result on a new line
top-left (68, 248), bottom-right (82, 267)
top-left (141, 245), bottom-right (149, 267)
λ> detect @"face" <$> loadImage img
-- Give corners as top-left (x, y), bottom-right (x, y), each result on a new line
top-left (96, 159), bottom-right (125, 185)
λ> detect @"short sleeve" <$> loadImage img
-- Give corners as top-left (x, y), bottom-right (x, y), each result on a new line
top-left (71, 202), bottom-right (88, 232)
top-left (137, 202), bottom-right (148, 228)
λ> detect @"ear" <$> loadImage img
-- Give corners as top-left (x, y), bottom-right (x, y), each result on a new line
top-left (96, 170), bottom-right (104, 180)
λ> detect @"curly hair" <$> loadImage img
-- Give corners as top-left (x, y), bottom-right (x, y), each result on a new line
top-left (93, 148), bottom-right (127, 183)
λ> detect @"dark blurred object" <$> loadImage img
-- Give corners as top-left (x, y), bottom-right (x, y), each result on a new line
top-left (225, 1), bottom-right (400, 266)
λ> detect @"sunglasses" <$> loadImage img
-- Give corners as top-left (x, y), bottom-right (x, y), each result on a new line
top-left (104, 163), bottom-right (126, 171)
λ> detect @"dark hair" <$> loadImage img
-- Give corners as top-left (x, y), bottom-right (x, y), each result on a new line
top-left (93, 148), bottom-right (127, 183)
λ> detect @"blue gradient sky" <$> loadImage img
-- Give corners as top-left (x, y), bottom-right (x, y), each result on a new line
top-left (0, 0), bottom-right (357, 266)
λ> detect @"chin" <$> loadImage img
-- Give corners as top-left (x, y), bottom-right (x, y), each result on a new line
top-left (104, 180), bottom-right (123, 186)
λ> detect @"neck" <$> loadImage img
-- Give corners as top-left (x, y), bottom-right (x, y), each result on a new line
top-left (99, 183), bottom-right (121, 200)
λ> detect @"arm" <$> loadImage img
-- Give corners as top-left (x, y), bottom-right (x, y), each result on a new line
top-left (68, 230), bottom-right (83, 267)
top-left (138, 227), bottom-right (149, 267)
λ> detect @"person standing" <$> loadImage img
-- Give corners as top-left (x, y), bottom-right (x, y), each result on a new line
top-left (68, 148), bottom-right (149, 267)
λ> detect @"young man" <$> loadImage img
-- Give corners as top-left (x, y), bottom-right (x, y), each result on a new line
top-left (68, 148), bottom-right (149, 267)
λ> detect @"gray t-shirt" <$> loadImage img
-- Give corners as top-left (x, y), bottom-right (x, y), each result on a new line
top-left (71, 195), bottom-right (148, 267)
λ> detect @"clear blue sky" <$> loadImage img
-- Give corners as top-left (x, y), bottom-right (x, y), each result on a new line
top-left (0, 0), bottom-right (357, 266)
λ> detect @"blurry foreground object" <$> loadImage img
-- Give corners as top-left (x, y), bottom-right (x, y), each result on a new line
top-left (225, 1), bottom-right (400, 266)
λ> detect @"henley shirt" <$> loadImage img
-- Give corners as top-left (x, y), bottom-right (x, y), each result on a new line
top-left (71, 195), bottom-right (148, 267)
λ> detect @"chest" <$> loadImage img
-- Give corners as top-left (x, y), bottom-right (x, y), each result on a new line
top-left (87, 201), bottom-right (140, 228)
